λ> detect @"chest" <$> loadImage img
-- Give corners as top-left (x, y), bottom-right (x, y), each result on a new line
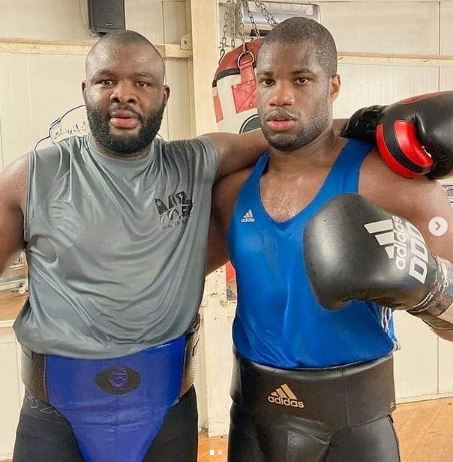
top-left (260, 169), bottom-right (330, 222)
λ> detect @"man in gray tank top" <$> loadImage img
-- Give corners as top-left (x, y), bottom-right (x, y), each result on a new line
top-left (0, 30), bottom-right (270, 462)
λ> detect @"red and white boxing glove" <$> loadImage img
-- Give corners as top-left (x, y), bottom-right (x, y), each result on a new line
top-left (341, 92), bottom-right (453, 179)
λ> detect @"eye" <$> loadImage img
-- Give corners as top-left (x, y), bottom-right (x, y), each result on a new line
top-left (259, 78), bottom-right (274, 87)
top-left (137, 81), bottom-right (151, 88)
top-left (295, 77), bottom-right (309, 85)
top-left (99, 79), bottom-right (114, 86)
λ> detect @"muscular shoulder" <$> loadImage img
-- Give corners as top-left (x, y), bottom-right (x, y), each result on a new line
top-left (360, 149), bottom-right (444, 215)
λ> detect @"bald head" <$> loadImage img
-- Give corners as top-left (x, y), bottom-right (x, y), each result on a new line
top-left (85, 30), bottom-right (165, 82)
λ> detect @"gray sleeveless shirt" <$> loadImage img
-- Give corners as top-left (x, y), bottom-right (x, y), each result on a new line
top-left (14, 135), bottom-right (218, 358)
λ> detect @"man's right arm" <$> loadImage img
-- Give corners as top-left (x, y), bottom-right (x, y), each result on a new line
top-left (0, 157), bottom-right (27, 276)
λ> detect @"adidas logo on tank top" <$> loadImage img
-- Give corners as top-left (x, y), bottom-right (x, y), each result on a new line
top-left (241, 209), bottom-right (255, 223)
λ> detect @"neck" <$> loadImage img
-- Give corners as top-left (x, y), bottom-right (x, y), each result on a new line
top-left (267, 125), bottom-right (343, 176)
top-left (91, 136), bottom-right (152, 161)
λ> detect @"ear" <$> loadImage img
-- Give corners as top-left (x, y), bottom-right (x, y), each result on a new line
top-left (329, 74), bottom-right (341, 102)
top-left (163, 85), bottom-right (170, 106)
top-left (81, 81), bottom-right (87, 102)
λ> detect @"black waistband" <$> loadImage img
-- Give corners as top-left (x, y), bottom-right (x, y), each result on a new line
top-left (231, 352), bottom-right (396, 426)
top-left (21, 316), bottom-right (200, 403)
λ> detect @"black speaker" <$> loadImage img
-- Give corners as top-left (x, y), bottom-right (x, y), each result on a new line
top-left (88, 0), bottom-right (126, 35)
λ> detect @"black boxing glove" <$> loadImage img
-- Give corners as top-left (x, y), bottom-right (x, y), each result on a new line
top-left (341, 92), bottom-right (453, 179)
top-left (303, 194), bottom-right (453, 330)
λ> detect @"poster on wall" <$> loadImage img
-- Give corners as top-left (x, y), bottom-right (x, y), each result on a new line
top-left (34, 103), bottom-right (164, 151)
top-left (34, 104), bottom-right (89, 150)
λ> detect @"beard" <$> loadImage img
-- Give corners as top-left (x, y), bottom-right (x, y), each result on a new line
top-left (86, 101), bottom-right (165, 156)
top-left (259, 97), bottom-right (331, 152)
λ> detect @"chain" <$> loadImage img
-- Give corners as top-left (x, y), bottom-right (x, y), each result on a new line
top-left (238, 0), bottom-right (247, 50)
top-left (241, 0), bottom-right (260, 38)
top-left (253, 0), bottom-right (277, 27)
top-left (219, 0), bottom-right (234, 62)
top-left (230, 1), bottom-right (237, 50)
top-left (220, 0), bottom-right (277, 62)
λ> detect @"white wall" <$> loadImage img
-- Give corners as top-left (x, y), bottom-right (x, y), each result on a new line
top-left (0, 0), bottom-right (189, 43)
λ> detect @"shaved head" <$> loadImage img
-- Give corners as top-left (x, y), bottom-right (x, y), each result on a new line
top-left (259, 17), bottom-right (337, 78)
top-left (85, 30), bottom-right (165, 82)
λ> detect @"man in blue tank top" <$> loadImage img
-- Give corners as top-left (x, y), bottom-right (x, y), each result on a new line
top-left (208, 18), bottom-right (453, 462)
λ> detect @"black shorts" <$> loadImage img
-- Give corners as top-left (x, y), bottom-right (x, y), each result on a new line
top-left (228, 353), bottom-right (400, 462)
top-left (13, 386), bottom-right (198, 462)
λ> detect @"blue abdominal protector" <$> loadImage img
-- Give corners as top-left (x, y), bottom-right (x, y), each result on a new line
top-left (46, 337), bottom-right (185, 462)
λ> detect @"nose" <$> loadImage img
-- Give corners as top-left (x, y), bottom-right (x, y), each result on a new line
top-left (268, 81), bottom-right (294, 107)
top-left (110, 80), bottom-right (138, 105)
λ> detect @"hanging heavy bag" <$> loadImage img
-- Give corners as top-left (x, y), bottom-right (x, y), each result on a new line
top-left (212, 39), bottom-right (263, 134)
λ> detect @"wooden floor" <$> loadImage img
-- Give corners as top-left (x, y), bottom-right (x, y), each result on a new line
top-left (392, 397), bottom-right (453, 462)
top-left (198, 397), bottom-right (453, 462)
top-left (2, 398), bottom-right (452, 462)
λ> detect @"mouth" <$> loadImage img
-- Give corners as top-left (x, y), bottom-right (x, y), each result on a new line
top-left (109, 110), bottom-right (141, 130)
top-left (266, 118), bottom-right (297, 132)
top-left (265, 112), bottom-right (297, 132)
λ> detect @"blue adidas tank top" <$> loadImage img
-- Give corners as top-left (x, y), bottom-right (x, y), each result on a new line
top-left (228, 139), bottom-right (397, 369)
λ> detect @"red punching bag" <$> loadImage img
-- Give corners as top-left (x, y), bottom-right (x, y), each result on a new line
top-left (212, 39), bottom-right (263, 133)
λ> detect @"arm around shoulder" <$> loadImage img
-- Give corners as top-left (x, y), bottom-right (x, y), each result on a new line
top-left (204, 129), bottom-right (267, 180)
